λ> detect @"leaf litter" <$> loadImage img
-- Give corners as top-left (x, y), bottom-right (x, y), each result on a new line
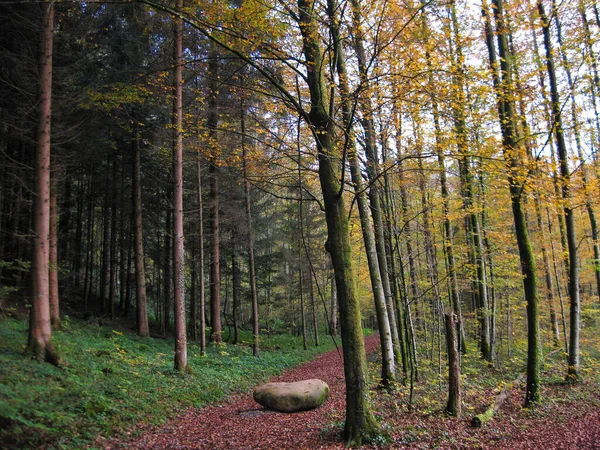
top-left (105, 335), bottom-right (600, 449)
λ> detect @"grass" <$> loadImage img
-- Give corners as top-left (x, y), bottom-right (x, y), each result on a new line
top-left (0, 316), bottom-right (335, 449)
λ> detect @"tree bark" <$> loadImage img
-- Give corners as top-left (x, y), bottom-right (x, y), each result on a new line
top-left (537, 0), bottom-right (580, 381)
top-left (327, 0), bottom-right (396, 385)
top-left (241, 98), bottom-right (260, 356)
top-left (445, 312), bottom-right (461, 417)
top-left (49, 163), bottom-right (60, 330)
top-left (485, 0), bottom-right (541, 405)
top-left (206, 42), bottom-right (222, 344)
top-left (196, 156), bottom-right (206, 353)
top-left (172, 1), bottom-right (187, 371)
top-left (133, 129), bottom-right (149, 337)
top-left (27, 0), bottom-right (59, 365)
top-left (298, 0), bottom-right (380, 443)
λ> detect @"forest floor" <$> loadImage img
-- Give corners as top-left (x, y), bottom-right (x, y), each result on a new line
top-left (104, 333), bottom-right (600, 449)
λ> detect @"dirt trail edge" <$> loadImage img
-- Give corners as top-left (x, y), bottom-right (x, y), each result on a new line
top-left (105, 334), bottom-right (379, 450)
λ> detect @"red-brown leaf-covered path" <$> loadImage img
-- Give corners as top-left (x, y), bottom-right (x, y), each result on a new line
top-left (107, 334), bottom-right (600, 449)
top-left (114, 335), bottom-right (379, 449)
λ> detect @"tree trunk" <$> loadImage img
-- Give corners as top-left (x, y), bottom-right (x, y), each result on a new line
top-left (537, 0), bottom-right (580, 381)
top-left (327, 0), bottom-right (396, 385)
top-left (133, 129), bottom-right (149, 337)
top-left (109, 158), bottom-right (118, 319)
top-left (485, 0), bottom-right (541, 405)
top-left (241, 98), bottom-right (260, 356)
top-left (49, 163), bottom-right (60, 330)
top-left (27, 0), bottom-right (59, 365)
top-left (329, 275), bottom-right (338, 336)
top-left (172, 2), bottom-right (187, 371)
top-left (450, 0), bottom-right (491, 360)
top-left (197, 156), bottom-right (207, 354)
top-left (298, 0), bottom-right (380, 443)
top-left (445, 312), bottom-right (461, 417)
top-left (232, 240), bottom-right (240, 345)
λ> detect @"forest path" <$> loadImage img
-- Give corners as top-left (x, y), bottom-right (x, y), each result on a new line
top-left (107, 333), bottom-right (600, 449)
top-left (111, 334), bottom-right (379, 449)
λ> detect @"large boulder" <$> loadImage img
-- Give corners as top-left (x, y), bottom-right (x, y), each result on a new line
top-left (253, 379), bottom-right (329, 413)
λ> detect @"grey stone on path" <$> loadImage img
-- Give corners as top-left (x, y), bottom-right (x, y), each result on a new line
top-left (252, 379), bottom-right (329, 413)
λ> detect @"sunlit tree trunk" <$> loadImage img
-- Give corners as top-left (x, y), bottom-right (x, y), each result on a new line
top-left (484, 0), bottom-right (540, 405)
top-left (537, 0), bottom-right (580, 380)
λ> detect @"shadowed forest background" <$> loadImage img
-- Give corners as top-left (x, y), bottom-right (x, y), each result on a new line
top-left (1, 0), bottom-right (600, 447)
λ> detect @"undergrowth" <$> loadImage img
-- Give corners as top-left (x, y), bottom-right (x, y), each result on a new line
top-left (0, 317), bottom-right (334, 449)
top-left (367, 303), bottom-right (600, 447)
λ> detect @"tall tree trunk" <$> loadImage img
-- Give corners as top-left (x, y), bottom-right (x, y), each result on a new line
top-left (241, 97), bottom-right (260, 356)
top-left (27, 0), bottom-right (59, 365)
top-left (108, 158), bottom-right (118, 319)
top-left (350, 0), bottom-right (402, 363)
top-left (119, 160), bottom-right (128, 315)
top-left (326, 0), bottom-right (396, 385)
top-left (298, 0), bottom-right (380, 443)
top-left (100, 165), bottom-right (111, 314)
top-left (232, 240), bottom-right (240, 345)
top-left (49, 163), bottom-right (60, 330)
top-left (451, 0), bottom-right (491, 360)
top-left (197, 156), bottom-right (207, 354)
top-left (309, 268), bottom-right (319, 346)
top-left (133, 129), bottom-right (149, 337)
top-left (207, 43), bottom-right (222, 344)
top-left (537, 0), bottom-right (580, 380)
top-left (172, 2), bottom-right (187, 371)
top-left (445, 312), bottom-right (461, 416)
top-left (329, 275), bottom-right (338, 336)
top-left (163, 199), bottom-right (172, 335)
top-left (484, 0), bottom-right (540, 405)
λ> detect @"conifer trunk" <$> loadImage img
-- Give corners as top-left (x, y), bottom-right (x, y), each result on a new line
top-left (133, 129), bottom-right (149, 337)
top-left (241, 100), bottom-right (260, 356)
top-left (172, 0), bottom-right (187, 371)
top-left (196, 156), bottom-right (206, 353)
top-left (49, 163), bottom-right (60, 330)
top-left (27, 0), bottom-right (59, 365)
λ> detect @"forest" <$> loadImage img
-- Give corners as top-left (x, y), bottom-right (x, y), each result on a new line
top-left (1, 0), bottom-right (600, 448)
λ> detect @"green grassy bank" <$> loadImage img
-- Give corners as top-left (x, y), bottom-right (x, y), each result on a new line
top-left (0, 317), bottom-right (335, 449)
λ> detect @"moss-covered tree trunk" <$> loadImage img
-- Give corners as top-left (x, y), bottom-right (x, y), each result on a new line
top-left (537, 0), bottom-right (580, 380)
top-left (297, 0), bottom-right (380, 443)
top-left (327, 0), bottom-right (396, 387)
top-left (485, 0), bottom-right (540, 405)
